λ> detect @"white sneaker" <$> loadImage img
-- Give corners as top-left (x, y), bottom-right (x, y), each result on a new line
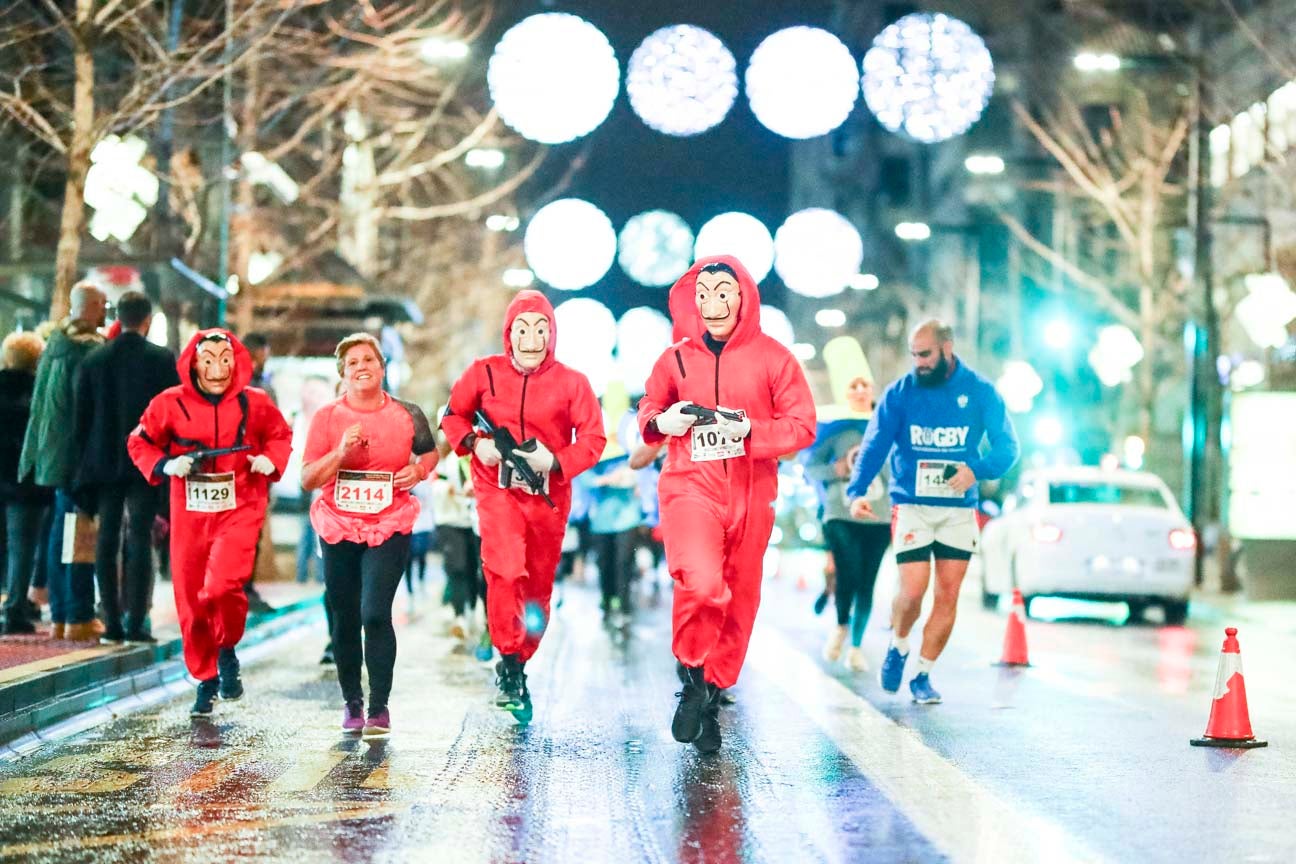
top-left (450, 615), bottom-right (467, 640)
top-left (845, 646), bottom-right (869, 673)
top-left (823, 625), bottom-right (847, 663)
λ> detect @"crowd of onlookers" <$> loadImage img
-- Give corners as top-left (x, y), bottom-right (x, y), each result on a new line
top-left (0, 280), bottom-right (275, 643)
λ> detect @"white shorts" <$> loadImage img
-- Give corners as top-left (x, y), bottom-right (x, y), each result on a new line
top-left (891, 504), bottom-right (980, 562)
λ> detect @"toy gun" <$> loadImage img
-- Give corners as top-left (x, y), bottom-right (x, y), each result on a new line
top-left (680, 404), bottom-right (744, 425)
top-left (473, 410), bottom-right (557, 510)
top-left (183, 444), bottom-right (252, 469)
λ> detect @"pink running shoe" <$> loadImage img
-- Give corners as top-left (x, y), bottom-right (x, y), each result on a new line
top-left (342, 700), bottom-right (365, 734)
top-left (364, 708), bottom-right (390, 736)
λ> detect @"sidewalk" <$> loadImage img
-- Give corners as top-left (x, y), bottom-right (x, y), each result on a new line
top-left (0, 580), bottom-right (324, 755)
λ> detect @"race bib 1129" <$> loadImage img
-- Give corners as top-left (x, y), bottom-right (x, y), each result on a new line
top-left (186, 473), bottom-right (236, 513)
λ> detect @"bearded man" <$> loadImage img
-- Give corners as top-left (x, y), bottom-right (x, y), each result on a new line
top-left (440, 290), bottom-right (605, 723)
top-left (127, 330), bottom-right (293, 716)
top-left (637, 255), bottom-right (816, 754)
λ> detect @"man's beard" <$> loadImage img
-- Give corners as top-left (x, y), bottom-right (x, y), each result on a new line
top-left (915, 354), bottom-right (950, 387)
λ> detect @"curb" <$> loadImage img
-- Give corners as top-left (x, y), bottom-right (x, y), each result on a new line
top-left (0, 597), bottom-right (323, 759)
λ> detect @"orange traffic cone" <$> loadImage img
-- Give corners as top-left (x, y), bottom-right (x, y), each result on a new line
top-left (994, 588), bottom-right (1031, 667)
top-left (1190, 627), bottom-right (1267, 748)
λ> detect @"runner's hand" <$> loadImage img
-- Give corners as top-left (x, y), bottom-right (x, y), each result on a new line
top-left (247, 454), bottom-right (275, 475)
top-left (655, 401), bottom-right (697, 437)
top-left (715, 406), bottom-right (751, 440)
top-left (163, 455), bottom-right (194, 477)
top-left (947, 464), bottom-right (977, 494)
top-left (519, 440), bottom-right (555, 473)
top-left (849, 498), bottom-right (875, 520)
top-left (336, 423), bottom-right (364, 458)
top-left (393, 465), bottom-right (422, 491)
top-left (474, 436), bottom-right (502, 467)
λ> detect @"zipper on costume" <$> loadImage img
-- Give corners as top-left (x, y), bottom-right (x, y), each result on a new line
top-left (714, 351), bottom-right (729, 477)
top-left (519, 375), bottom-right (529, 440)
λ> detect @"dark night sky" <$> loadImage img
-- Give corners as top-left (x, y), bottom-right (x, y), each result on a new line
top-left (494, 0), bottom-right (840, 319)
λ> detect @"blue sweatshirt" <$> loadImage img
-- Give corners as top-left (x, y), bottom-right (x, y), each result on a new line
top-left (845, 359), bottom-right (1020, 508)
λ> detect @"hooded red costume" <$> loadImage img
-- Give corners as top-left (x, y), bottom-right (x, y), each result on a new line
top-left (638, 256), bottom-right (816, 689)
top-left (440, 291), bottom-right (605, 662)
top-left (127, 330), bottom-right (292, 681)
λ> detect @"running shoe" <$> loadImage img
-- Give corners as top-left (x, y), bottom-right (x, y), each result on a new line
top-left (217, 647), bottom-right (243, 701)
top-left (495, 657), bottom-right (523, 708)
top-left (671, 666), bottom-right (710, 743)
top-left (845, 647), bottom-right (869, 673)
top-left (449, 615), bottom-right (468, 640)
top-left (879, 645), bottom-right (908, 693)
top-left (364, 708), bottom-right (391, 736)
top-left (342, 700), bottom-right (365, 734)
top-left (823, 625), bottom-right (847, 663)
top-left (693, 700), bottom-right (721, 754)
top-left (909, 673), bottom-right (942, 705)
top-left (190, 677), bottom-right (219, 716)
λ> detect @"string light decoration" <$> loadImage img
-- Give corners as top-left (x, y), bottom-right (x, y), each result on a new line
top-left (627, 25), bottom-right (738, 136)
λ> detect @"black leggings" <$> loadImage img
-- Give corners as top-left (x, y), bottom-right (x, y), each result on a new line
top-left (824, 520), bottom-right (891, 641)
top-left (322, 533), bottom-right (411, 711)
top-left (438, 526), bottom-right (482, 617)
top-left (593, 530), bottom-right (636, 611)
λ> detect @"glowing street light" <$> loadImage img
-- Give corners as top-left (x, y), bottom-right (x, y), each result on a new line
top-left (848, 273), bottom-right (880, 291)
top-left (1034, 415), bottom-right (1065, 447)
top-left (895, 221), bottom-right (931, 241)
top-left (618, 210), bottom-right (694, 286)
top-left (791, 343), bottom-right (817, 361)
top-left (420, 37), bottom-right (469, 63)
top-left (760, 305), bottom-right (795, 347)
top-left (486, 214), bottom-right (520, 232)
top-left (965, 154), bottom-right (1005, 175)
top-left (746, 26), bottom-right (859, 139)
top-left (465, 148), bottom-right (506, 169)
top-left (627, 24), bottom-right (737, 136)
top-left (503, 268), bottom-right (535, 288)
top-left (488, 13), bottom-right (620, 145)
top-left (995, 360), bottom-right (1044, 414)
top-left (1074, 52), bottom-right (1121, 72)
top-left (774, 208), bottom-right (863, 298)
top-left (1088, 324), bottom-right (1144, 386)
top-left (1043, 318), bottom-right (1073, 350)
top-left (814, 308), bottom-right (847, 328)
top-left (694, 211), bottom-right (774, 283)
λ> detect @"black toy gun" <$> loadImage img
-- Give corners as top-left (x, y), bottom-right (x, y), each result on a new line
top-left (680, 404), bottom-right (744, 425)
top-left (183, 444), bottom-right (252, 468)
top-left (473, 410), bottom-right (557, 510)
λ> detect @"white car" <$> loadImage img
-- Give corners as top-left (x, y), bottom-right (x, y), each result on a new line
top-left (980, 467), bottom-right (1196, 624)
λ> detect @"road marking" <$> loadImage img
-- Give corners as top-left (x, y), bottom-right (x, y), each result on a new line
top-left (0, 802), bottom-right (409, 859)
top-left (748, 627), bottom-right (1108, 864)
top-left (267, 746), bottom-right (350, 794)
top-left (177, 754), bottom-right (245, 795)
top-left (0, 768), bottom-right (141, 796)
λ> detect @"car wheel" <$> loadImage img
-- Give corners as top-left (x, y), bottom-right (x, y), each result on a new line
top-left (1126, 599), bottom-right (1148, 623)
top-left (1162, 599), bottom-right (1189, 626)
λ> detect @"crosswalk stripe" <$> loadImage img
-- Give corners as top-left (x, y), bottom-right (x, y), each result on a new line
top-left (267, 746), bottom-right (350, 794)
top-left (748, 627), bottom-right (1107, 864)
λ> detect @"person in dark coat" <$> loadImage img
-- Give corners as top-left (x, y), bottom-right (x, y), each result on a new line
top-left (73, 291), bottom-right (178, 642)
top-left (0, 332), bottom-right (54, 633)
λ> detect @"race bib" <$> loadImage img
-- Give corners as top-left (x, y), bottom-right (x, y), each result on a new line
top-left (690, 416), bottom-right (746, 463)
top-left (499, 463), bottom-right (550, 496)
top-left (916, 460), bottom-right (963, 498)
top-left (335, 470), bottom-right (393, 514)
top-left (186, 473), bottom-right (236, 513)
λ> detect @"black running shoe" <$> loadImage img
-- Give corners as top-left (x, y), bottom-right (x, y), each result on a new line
top-left (495, 656), bottom-right (522, 709)
top-left (191, 677), bottom-right (219, 716)
top-left (693, 701), bottom-right (721, 754)
top-left (672, 666), bottom-right (710, 743)
top-left (217, 647), bottom-right (243, 701)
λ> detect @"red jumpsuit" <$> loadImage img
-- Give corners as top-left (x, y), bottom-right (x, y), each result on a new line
top-left (440, 291), bottom-right (605, 662)
top-left (638, 255), bottom-right (816, 689)
top-left (127, 330), bottom-right (292, 682)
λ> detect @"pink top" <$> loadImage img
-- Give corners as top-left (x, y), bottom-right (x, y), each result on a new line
top-left (305, 394), bottom-right (436, 546)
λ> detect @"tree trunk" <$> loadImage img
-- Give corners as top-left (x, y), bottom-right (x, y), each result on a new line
top-left (50, 0), bottom-right (96, 322)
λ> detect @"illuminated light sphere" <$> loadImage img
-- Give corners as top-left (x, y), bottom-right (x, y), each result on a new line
top-left (1088, 325), bottom-right (1144, 387)
top-left (862, 13), bottom-right (995, 143)
top-left (694, 212), bottom-right (774, 283)
top-left (627, 25), bottom-right (737, 136)
top-left (488, 14), bottom-right (620, 144)
top-left (761, 304), bottom-right (795, 347)
top-left (616, 307), bottom-right (674, 391)
top-left (554, 298), bottom-right (617, 380)
top-left (618, 210), bottom-right (695, 287)
top-left (996, 360), bottom-right (1043, 414)
top-left (524, 198), bottom-right (617, 290)
top-left (746, 27), bottom-right (859, 139)
top-left (773, 208), bottom-right (863, 298)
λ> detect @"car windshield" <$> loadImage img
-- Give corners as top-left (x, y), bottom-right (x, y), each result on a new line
top-left (1047, 482), bottom-right (1167, 508)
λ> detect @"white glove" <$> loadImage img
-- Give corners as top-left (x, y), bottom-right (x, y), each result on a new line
top-left (474, 436), bottom-right (502, 467)
top-left (654, 401), bottom-right (698, 437)
top-left (247, 454), bottom-right (276, 476)
top-left (519, 440), bottom-right (555, 474)
top-left (715, 406), bottom-right (751, 440)
top-left (163, 455), bottom-right (194, 477)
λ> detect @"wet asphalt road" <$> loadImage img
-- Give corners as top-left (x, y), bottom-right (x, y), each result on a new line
top-left (0, 553), bottom-right (1293, 864)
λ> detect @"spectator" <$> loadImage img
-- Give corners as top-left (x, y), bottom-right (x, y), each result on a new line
top-left (242, 332), bottom-right (277, 403)
top-left (290, 375), bottom-right (333, 584)
top-left (241, 330), bottom-right (277, 614)
top-left (18, 281), bottom-right (106, 641)
top-left (73, 291), bottom-right (178, 643)
top-left (0, 331), bottom-right (53, 634)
